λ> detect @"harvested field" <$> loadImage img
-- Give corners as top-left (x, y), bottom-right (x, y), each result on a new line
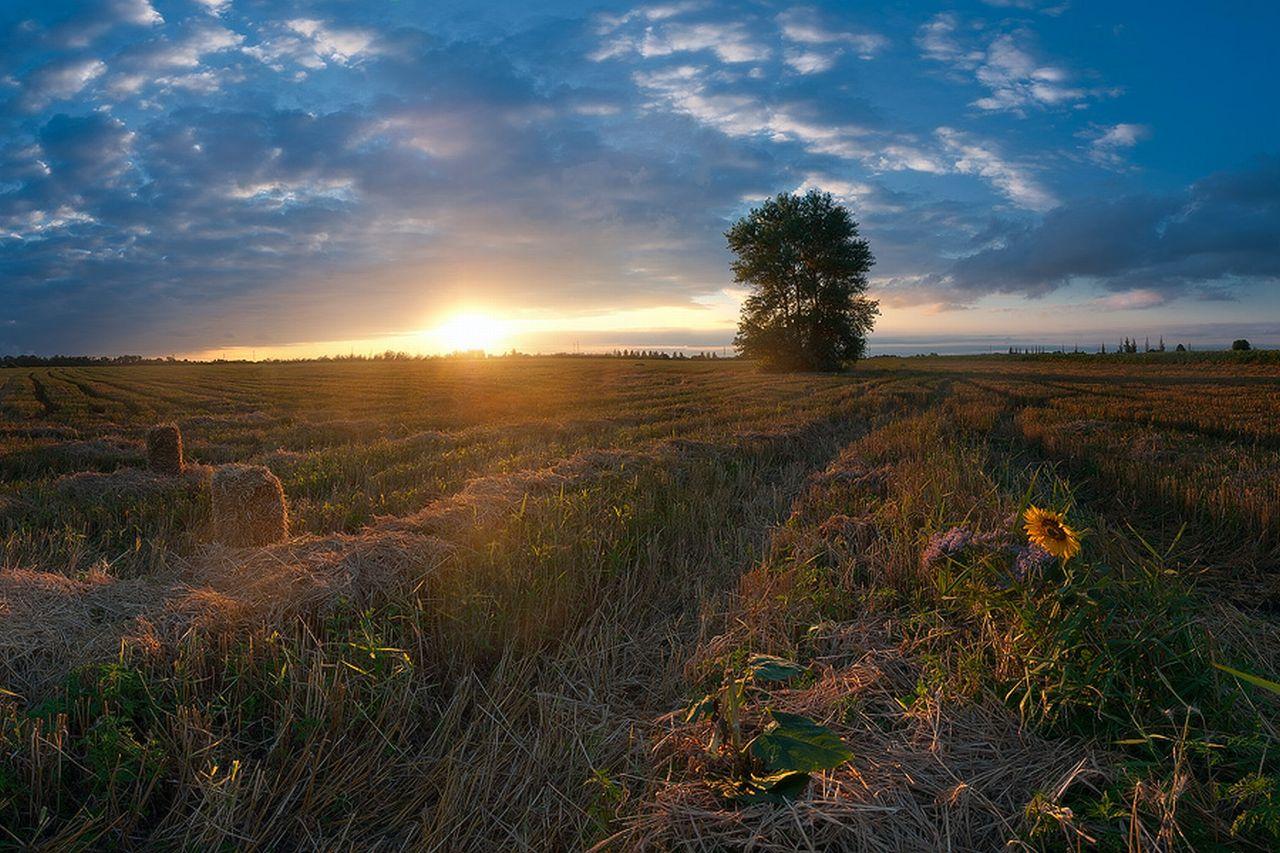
top-left (2, 354), bottom-right (1279, 849)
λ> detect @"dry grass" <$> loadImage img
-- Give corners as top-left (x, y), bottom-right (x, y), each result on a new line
top-left (53, 464), bottom-right (211, 502)
top-left (1, 422), bottom-right (838, 696)
top-left (1, 356), bottom-right (1278, 849)
top-left (210, 464), bottom-right (289, 547)
top-left (0, 566), bottom-right (161, 695)
top-left (614, 620), bottom-right (1098, 851)
top-left (147, 423), bottom-right (184, 475)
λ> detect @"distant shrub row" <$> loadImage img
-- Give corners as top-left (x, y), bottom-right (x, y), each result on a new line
top-left (862, 349), bottom-right (1280, 366)
top-left (1013, 349), bottom-right (1279, 365)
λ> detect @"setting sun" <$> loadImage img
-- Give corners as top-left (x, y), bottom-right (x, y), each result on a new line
top-left (431, 312), bottom-right (509, 353)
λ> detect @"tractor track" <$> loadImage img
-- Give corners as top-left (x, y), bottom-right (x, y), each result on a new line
top-left (27, 373), bottom-right (57, 418)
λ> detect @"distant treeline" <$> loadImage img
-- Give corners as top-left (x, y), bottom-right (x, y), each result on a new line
top-left (1, 349), bottom-right (738, 367)
top-left (1005, 336), bottom-right (1268, 356)
top-left (1, 354), bottom-right (164, 367)
top-left (555, 349), bottom-right (733, 360)
top-left (993, 348), bottom-right (1280, 365)
top-left (5, 346), bottom-right (1272, 368)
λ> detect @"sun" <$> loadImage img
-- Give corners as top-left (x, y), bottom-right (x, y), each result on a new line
top-left (432, 311), bottom-right (509, 353)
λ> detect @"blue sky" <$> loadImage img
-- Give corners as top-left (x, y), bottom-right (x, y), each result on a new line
top-left (1, 0), bottom-right (1277, 356)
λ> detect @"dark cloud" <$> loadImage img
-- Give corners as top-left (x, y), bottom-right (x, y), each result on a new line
top-left (39, 112), bottom-right (134, 185)
top-left (30, 0), bottom-right (162, 50)
top-left (947, 155), bottom-right (1280, 299)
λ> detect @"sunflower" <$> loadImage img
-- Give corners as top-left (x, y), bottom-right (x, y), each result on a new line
top-left (1023, 506), bottom-right (1081, 561)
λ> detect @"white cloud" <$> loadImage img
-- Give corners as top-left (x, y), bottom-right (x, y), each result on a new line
top-left (918, 15), bottom-right (1108, 114)
top-left (981, 0), bottom-right (1069, 14)
top-left (155, 69), bottom-right (235, 94)
top-left (1086, 122), bottom-right (1150, 167)
top-left (871, 144), bottom-right (949, 175)
top-left (192, 0), bottom-right (231, 14)
top-left (630, 58), bottom-right (954, 179)
top-left (99, 22), bottom-right (243, 98)
top-left (632, 65), bottom-right (882, 160)
top-left (794, 174), bottom-right (904, 214)
top-left (1, 206), bottom-right (97, 241)
top-left (141, 24), bottom-right (243, 69)
top-left (1098, 288), bottom-right (1167, 310)
top-left (783, 49), bottom-right (837, 74)
top-left (640, 2), bottom-right (704, 20)
top-left (106, 73), bottom-right (149, 96)
top-left (916, 13), bottom-right (982, 67)
top-left (638, 22), bottom-right (770, 63)
top-left (20, 57), bottom-right (107, 110)
top-left (53, 0), bottom-right (163, 48)
top-left (797, 175), bottom-right (875, 200)
top-left (597, 4), bottom-right (882, 72)
top-left (246, 19), bottom-right (381, 71)
top-left (243, 37), bottom-right (325, 71)
top-left (633, 66), bottom-right (771, 135)
top-left (594, 2), bottom-right (705, 34)
top-left (848, 33), bottom-right (888, 59)
top-left (226, 177), bottom-right (356, 206)
top-left (592, 4), bottom-right (769, 64)
top-left (1094, 123), bottom-right (1147, 147)
top-left (937, 127), bottom-right (1058, 211)
top-left (971, 34), bottom-right (1084, 111)
top-left (113, 0), bottom-right (163, 26)
top-left (777, 8), bottom-right (888, 60)
top-left (597, 9), bottom-right (1059, 214)
top-left (285, 19), bottom-right (379, 65)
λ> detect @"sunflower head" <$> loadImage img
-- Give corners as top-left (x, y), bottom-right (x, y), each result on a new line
top-left (1023, 506), bottom-right (1081, 561)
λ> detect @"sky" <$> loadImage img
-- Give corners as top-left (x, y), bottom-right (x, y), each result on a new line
top-left (1, 0), bottom-right (1278, 357)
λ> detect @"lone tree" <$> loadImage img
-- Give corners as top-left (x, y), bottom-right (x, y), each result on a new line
top-left (729, 190), bottom-right (878, 372)
top-left (1232, 338), bottom-right (1252, 351)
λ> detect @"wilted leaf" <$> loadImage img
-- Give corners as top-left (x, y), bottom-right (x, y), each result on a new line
top-left (737, 770), bottom-right (812, 804)
top-left (684, 694), bottom-right (716, 723)
top-left (746, 654), bottom-right (807, 683)
top-left (713, 770), bottom-right (812, 804)
top-left (751, 710), bottom-right (853, 773)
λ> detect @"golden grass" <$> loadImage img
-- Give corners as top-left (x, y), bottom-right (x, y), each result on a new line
top-left (1, 355), bottom-right (1278, 848)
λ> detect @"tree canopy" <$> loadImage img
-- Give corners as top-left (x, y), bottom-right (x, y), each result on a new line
top-left (729, 190), bottom-right (878, 372)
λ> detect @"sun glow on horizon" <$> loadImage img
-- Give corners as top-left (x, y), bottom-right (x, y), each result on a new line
top-left (430, 311), bottom-right (510, 353)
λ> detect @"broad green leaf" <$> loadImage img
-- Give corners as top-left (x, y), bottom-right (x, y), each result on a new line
top-left (750, 710), bottom-right (853, 773)
top-left (1214, 662), bottom-right (1280, 696)
top-left (746, 654), bottom-right (807, 683)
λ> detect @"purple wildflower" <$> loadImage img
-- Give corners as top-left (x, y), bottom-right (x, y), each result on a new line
top-left (1012, 544), bottom-right (1055, 581)
top-left (973, 529), bottom-right (1010, 550)
top-left (921, 526), bottom-right (973, 567)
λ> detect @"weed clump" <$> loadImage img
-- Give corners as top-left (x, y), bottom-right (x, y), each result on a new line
top-left (211, 464), bottom-right (288, 547)
top-left (146, 423), bottom-right (184, 475)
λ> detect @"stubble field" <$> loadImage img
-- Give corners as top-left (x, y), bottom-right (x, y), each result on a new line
top-left (2, 354), bottom-right (1279, 850)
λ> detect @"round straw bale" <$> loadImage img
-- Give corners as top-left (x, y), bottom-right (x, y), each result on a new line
top-left (211, 464), bottom-right (288, 547)
top-left (147, 423), bottom-right (184, 475)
